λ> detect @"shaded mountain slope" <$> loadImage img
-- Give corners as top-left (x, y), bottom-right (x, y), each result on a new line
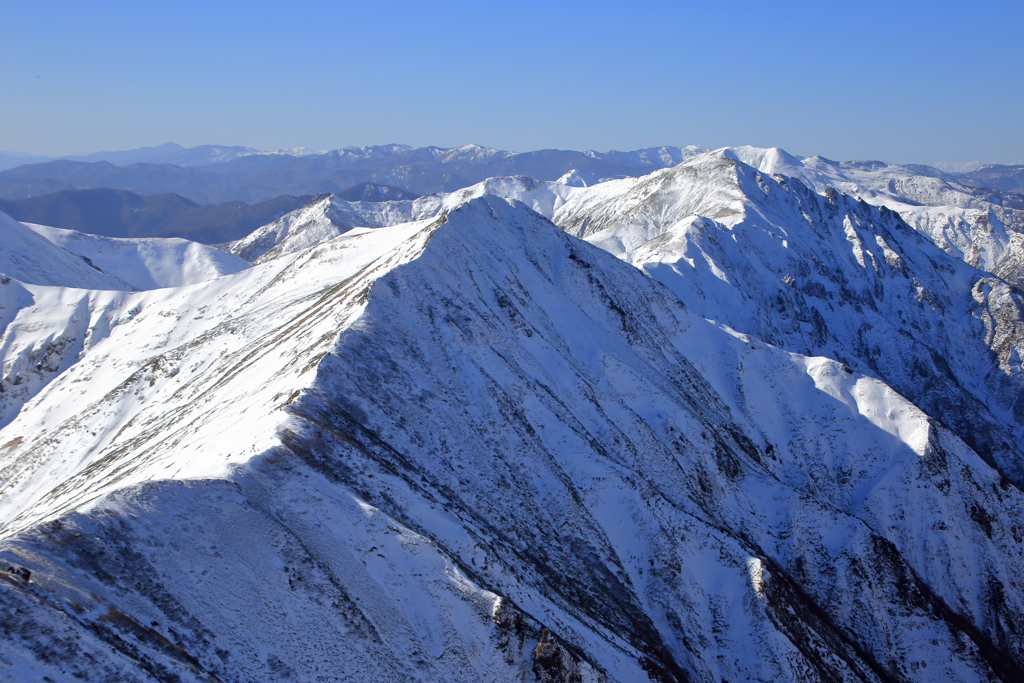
top-left (722, 146), bottom-right (1024, 283)
top-left (225, 157), bottom-right (1024, 491)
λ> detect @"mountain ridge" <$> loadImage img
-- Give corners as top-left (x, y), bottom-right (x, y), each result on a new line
top-left (2, 197), bottom-right (1023, 680)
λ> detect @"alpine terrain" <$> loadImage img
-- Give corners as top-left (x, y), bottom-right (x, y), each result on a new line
top-left (1, 146), bottom-right (1023, 683)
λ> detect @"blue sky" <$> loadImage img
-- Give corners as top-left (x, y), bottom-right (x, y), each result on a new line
top-left (2, 0), bottom-right (1021, 164)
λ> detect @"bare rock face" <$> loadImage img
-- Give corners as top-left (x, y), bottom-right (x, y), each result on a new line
top-left (993, 233), bottom-right (1024, 289)
top-left (534, 628), bottom-right (583, 683)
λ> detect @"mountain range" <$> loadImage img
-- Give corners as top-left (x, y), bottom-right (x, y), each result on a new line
top-left (0, 143), bottom-right (257, 173)
top-left (1, 144), bottom-right (1023, 682)
top-left (0, 189), bottom-right (313, 243)
top-left (0, 144), bottom-right (704, 204)
top-left (2, 142), bottom-right (1022, 201)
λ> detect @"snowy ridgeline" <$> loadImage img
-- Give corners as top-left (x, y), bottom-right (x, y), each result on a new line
top-left (228, 146), bottom-right (1024, 284)
top-left (0, 148), bottom-right (1023, 682)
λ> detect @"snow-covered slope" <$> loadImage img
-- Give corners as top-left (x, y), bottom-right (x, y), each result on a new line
top-left (229, 143), bottom-right (1024, 283)
top-left (551, 152), bottom-right (1024, 487)
top-left (723, 146), bottom-right (1024, 282)
top-left (0, 211), bottom-right (131, 290)
top-left (228, 175), bottom-right (586, 264)
top-left (0, 280), bottom-right (128, 429)
top-left (0, 220), bottom-right (251, 429)
top-left (24, 223), bottom-right (251, 290)
top-left (2, 198), bottom-right (1023, 681)
top-left (226, 193), bottom-right (445, 263)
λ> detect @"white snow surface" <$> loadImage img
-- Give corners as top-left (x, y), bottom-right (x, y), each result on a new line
top-left (1, 197), bottom-right (1023, 681)
top-left (231, 143), bottom-right (1024, 282)
top-left (0, 215), bottom-right (436, 499)
top-left (23, 223), bottom-right (251, 290)
top-left (0, 211), bottom-right (131, 290)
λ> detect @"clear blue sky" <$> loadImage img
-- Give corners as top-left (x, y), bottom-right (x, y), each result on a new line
top-left (2, 0), bottom-right (1022, 164)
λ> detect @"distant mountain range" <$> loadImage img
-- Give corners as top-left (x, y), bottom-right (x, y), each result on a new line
top-left (0, 143), bottom-right (257, 172)
top-left (0, 143), bottom-right (705, 204)
top-left (0, 189), bottom-right (313, 243)
top-left (2, 142), bottom-right (1024, 251)
top-left (3, 143), bottom-right (1022, 200)
top-left (956, 164), bottom-right (1024, 194)
top-left (0, 151), bottom-right (49, 172)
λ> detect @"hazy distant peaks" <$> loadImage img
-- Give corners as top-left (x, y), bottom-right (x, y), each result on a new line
top-left (932, 160), bottom-right (989, 173)
top-left (0, 143), bottom-right (259, 171)
top-left (333, 182), bottom-right (419, 202)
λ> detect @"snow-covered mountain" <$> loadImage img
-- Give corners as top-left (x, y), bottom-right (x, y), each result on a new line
top-left (235, 143), bottom-right (1024, 278)
top-left (24, 223), bottom-right (251, 290)
top-left (2, 158), bottom-right (1024, 681)
top-left (0, 211), bottom-right (131, 290)
top-left (0, 213), bottom-right (253, 429)
top-left (721, 146), bottom-right (1024, 285)
top-left (228, 152), bottom-right (1024, 490)
top-left (226, 193), bottom-right (445, 263)
top-left (226, 174), bottom-right (588, 264)
top-left (551, 151), bottom-right (1024, 486)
